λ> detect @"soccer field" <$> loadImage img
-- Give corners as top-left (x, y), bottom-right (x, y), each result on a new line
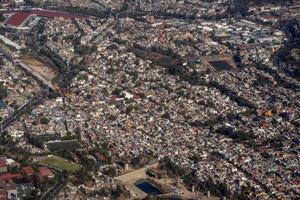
top-left (39, 155), bottom-right (82, 173)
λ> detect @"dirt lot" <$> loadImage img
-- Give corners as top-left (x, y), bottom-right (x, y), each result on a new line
top-left (199, 54), bottom-right (236, 72)
top-left (21, 54), bottom-right (57, 81)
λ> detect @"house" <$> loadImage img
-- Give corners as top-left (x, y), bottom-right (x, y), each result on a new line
top-left (37, 167), bottom-right (54, 182)
top-left (22, 167), bottom-right (34, 180)
top-left (0, 173), bottom-right (21, 181)
top-left (0, 190), bottom-right (7, 200)
top-left (5, 159), bottom-right (20, 169)
top-left (0, 160), bottom-right (7, 174)
top-left (70, 152), bottom-right (80, 163)
top-left (94, 153), bottom-right (106, 164)
top-left (5, 184), bottom-right (17, 200)
top-left (0, 181), bottom-right (17, 200)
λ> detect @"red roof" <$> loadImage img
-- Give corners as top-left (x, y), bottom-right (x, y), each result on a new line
top-left (38, 167), bottom-right (54, 178)
top-left (0, 160), bottom-right (6, 168)
top-left (6, 9), bottom-right (90, 27)
top-left (110, 95), bottom-right (117, 102)
top-left (133, 94), bottom-right (141, 100)
top-left (0, 173), bottom-right (21, 181)
top-left (94, 153), bottom-right (106, 161)
top-left (0, 190), bottom-right (7, 200)
top-left (22, 167), bottom-right (34, 177)
top-left (6, 12), bottom-right (31, 26)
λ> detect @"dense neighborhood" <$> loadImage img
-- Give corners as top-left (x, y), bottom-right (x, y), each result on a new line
top-left (0, 0), bottom-right (299, 199)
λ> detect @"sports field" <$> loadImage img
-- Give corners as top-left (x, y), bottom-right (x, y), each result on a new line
top-left (39, 155), bottom-right (82, 173)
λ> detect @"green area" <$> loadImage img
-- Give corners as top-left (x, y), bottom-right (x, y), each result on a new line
top-left (46, 139), bottom-right (81, 151)
top-left (39, 155), bottom-right (82, 173)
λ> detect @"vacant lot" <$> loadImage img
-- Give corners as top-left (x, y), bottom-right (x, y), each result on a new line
top-left (22, 55), bottom-right (57, 81)
top-left (39, 155), bottom-right (81, 173)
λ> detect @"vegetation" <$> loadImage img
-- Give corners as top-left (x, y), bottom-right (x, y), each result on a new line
top-left (40, 116), bottom-right (50, 125)
top-left (39, 155), bottom-right (82, 173)
top-left (274, 18), bottom-right (300, 78)
top-left (216, 127), bottom-right (257, 143)
top-left (0, 14), bottom-right (5, 23)
top-left (0, 84), bottom-right (8, 100)
top-left (46, 139), bottom-right (81, 152)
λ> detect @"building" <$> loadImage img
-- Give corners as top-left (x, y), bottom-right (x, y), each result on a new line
top-left (0, 181), bottom-right (17, 200)
top-left (0, 160), bottom-right (7, 174)
top-left (22, 167), bottom-right (34, 181)
top-left (37, 167), bottom-right (54, 182)
top-left (0, 0), bottom-right (11, 4)
top-left (0, 173), bottom-right (21, 182)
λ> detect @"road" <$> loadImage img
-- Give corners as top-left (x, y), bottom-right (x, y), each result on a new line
top-left (0, 48), bottom-right (55, 134)
top-left (0, 48), bottom-right (56, 91)
top-left (39, 173), bottom-right (68, 200)
top-left (115, 163), bottom-right (158, 199)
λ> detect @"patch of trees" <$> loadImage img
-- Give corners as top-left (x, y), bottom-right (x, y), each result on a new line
top-left (80, 155), bottom-right (98, 171)
top-left (46, 140), bottom-right (81, 152)
top-left (39, 47), bottom-right (67, 73)
top-left (27, 135), bottom-right (44, 149)
top-left (23, 0), bottom-right (35, 6)
top-left (263, 135), bottom-right (286, 149)
top-left (209, 81), bottom-right (257, 109)
top-left (274, 18), bottom-right (300, 78)
top-left (74, 44), bottom-right (91, 56)
top-left (159, 157), bottom-right (250, 199)
top-left (102, 166), bottom-right (116, 177)
top-left (158, 157), bottom-right (185, 177)
top-left (216, 127), bottom-right (257, 143)
top-left (40, 116), bottom-right (50, 125)
top-left (226, 0), bottom-right (249, 17)
top-left (253, 74), bottom-right (272, 87)
top-left (53, 6), bottom-right (110, 18)
top-left (74, 166), bottom-right (91, 184)
top-left (0, 14), bottom-right (5, 22)
top-left (130, 47), bottom-right (181, 69)
top-left (130, 154), bottom-right (153, 168)
top-left (255, 62), bottom-right (299, 92)
top-left (0, 84), bottom-right (8, 100)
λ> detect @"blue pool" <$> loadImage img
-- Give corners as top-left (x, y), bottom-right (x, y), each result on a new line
top-left (135, 180), bottom-right (162, 195)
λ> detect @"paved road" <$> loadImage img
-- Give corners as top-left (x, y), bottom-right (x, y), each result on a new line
top-left (115, 162), bottom-right (158, 183)
top-left (115, 163), bottom-right (158, 199)
top-left (39, 173), bottom-right (68, 200)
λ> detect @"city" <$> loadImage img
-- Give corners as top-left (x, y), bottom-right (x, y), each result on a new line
top-left (0, 0), bottom-right (299, 199)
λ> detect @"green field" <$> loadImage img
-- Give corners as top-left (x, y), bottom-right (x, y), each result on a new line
top-left (39, 155), bottom-right (82, 173)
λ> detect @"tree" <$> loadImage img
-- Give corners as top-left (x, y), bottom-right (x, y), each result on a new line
top-left (111, 88), bottom-right (122, 97)
top-left (0, 14), bottom-right (5, 23)
top-left (161, 112), bottom-right (170, 119)
top-left (40, 117), bottom-right (50, 125)
top-left (0, 84), bottom-right (8, 100)
top-left (227, 0), bottom-right (249, 16)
